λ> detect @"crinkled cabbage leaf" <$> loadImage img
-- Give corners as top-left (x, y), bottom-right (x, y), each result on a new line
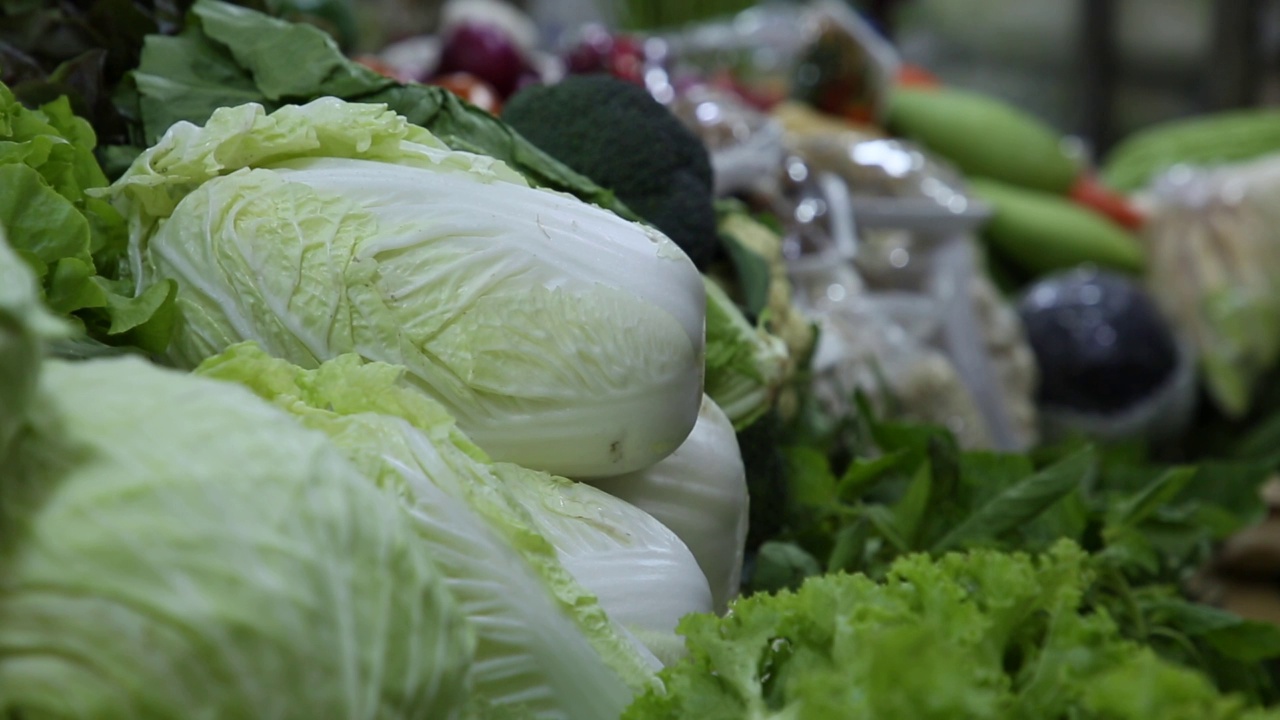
top-left (197, 343), bottom-right (713, 716)
top-left (0, 341), bottom-right (472, 718)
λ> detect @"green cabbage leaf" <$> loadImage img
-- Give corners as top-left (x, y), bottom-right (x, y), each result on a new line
top-left (0, 243), bottom-right (474, 717)
top-left (196, 342), bottom-right (710, 717)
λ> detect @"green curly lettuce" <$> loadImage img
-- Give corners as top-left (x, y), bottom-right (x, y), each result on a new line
top-left (624, 541), bottom-right (1280, 720)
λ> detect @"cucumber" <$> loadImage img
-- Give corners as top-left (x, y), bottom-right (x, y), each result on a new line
top-left (969, 178), bottom-right (1144, 276)
top-left (1101, 108), bottom-right (1280, 192)
top-left (888, 87), bottom-right (1081, 194)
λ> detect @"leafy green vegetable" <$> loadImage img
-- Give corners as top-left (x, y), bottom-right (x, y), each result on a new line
top-left (930, 446), bottom-right (1095, 552)
top-left (195, 342), bottom-right (674, 718)
top-left (0, 80), bottom-right (175, 352)
top-left (0, 220), bottom-right (68, 453)
top-left (269, 0), bottom-right (358, 50)
top-left (107, 96), bottom-right (706, 478)
top-left (0, 248), bottom-right (474, 717)
top-left (0, 0), bottom-right (208, 154)
top-left (717, 229), bottom-right (772, 320)
top-left (752, 398), bottom-right (1280, 702)
top-left (625, 542), bottom-right (1280, 720)
top-left (124, 0), bottom-right (637, 219)
top-left (748, 541), bottom-right (823, 595)
top-left (714, 204), bottom-right (817, 373)
top-left (738, 411), bottom-right (792, 554)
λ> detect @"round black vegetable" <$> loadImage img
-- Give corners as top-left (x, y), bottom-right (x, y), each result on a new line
top-left (1018, 268), bottom-right (1179, 416)
top-left (502, 74), bottom-right (720, 269)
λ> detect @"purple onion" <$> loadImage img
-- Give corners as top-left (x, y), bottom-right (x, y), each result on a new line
top-left (437, 21), bottom-right (527, 97)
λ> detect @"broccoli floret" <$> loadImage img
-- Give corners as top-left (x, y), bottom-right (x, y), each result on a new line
top-left (502, 75), bottom-right (719, 269)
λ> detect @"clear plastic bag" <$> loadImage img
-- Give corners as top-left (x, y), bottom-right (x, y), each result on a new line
top-left (666, 84), bottom-right (787, 197)
top-left (779, 138), bottom-right (1039, 451)
top-left (659, 0), bottom-right (899, 120)
top-left (1141, 155), bottom-right (1280, 418)
top-left (791, 248), bottom-right (994, 449)
top-left (653, 2), bottom-right (1037, 449)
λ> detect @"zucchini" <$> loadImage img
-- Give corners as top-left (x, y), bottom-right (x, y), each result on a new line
top-left (1102, 109), bottom-right (1280, 192)
top-left (970, 178), bottom-right (1144, 276)
top-left (888, 87), bottom-right (1080, 194)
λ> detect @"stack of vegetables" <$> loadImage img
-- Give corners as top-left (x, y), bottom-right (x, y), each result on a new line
top-left (0, 40), bottom-right (725, 720)
top-left (5, 0), bottom-right (1280, 717)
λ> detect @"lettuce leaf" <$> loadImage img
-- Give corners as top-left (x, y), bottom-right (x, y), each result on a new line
top-left (0, 81), bottom-right (175, 353)
top-left (626, 542), bottom-right (1280, 720)
top-left (0, 222), bottom-right (69, 454)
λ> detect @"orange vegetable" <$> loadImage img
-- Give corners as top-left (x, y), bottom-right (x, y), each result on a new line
top-left (897, 64), bottom-right (941, 89)
top-left (1069, 175), bottom-right (1147, 231)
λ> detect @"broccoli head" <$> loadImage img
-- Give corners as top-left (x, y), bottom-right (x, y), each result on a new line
top-left (502, 74), bottom-right (720, 269)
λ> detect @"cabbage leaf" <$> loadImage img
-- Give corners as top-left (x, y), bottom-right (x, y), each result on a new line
top-left (196, 342), bottom-right (697, 717)
top-left (0, 296), bottom-right (473, 717)
top-left (591, 395), bottom-right (750, 613)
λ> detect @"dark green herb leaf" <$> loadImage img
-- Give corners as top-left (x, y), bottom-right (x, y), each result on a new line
top-left (783, 446), bottom-right (837, 511)
top-left (1139, 594), bottom-right (1280, 663)
top-left (859, 503), bottom-right (911, 554)
top-left (825, 519), bottom-right (871, 574)
top-left (1107, 467), bottom-right (1198, 532)
top-left (892, 460), bottom-right (933, 550)
top-left (836, 448), bottom-right (912, 502)
top-left (931, 446), bottom-right (1096, 552)
top-left (748, 541), bottom-right (822, 594)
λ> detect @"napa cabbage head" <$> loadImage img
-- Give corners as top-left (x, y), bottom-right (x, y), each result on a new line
top-left (196, 343), bottom-right (712, 716)
top-left (0, 252), bottom-right (473, 718)
top-left (106, 98), bottom-right (707, 478)
top-left (488, 460), bottom-right (714, 667)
